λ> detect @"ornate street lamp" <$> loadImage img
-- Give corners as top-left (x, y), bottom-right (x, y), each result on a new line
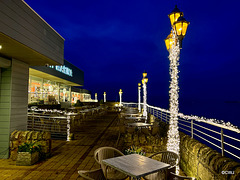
top-left (142, 71), bottom-right (148, 122)
top-left (168, 5), bottom-right (183, 27)
top-left (119, 89), bottom-right (123, 106)
top-left (103, 92), bottom-right (106, 103)
top-left (138, 83), bottom-right (141, 113)
top-left (165, 5), bottom-right (189, 173)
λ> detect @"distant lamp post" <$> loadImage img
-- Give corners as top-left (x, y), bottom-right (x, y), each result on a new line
top-left (95, 93), bottom-right (98, 102)
top-left (138, 83), bottom-right (141, 112)
top-left (165, 5), bottom-right (189, 172)
top-left (142, 71), bottom-right (148, 122)
top-left (119, 89), bottom-right (123, 106)
top-left (103, 92), bottom-right (106, 103)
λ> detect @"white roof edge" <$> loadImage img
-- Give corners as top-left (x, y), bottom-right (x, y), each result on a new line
top-left (22, 0), bottom-right (65, 41)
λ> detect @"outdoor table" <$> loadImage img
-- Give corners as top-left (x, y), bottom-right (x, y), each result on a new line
top-left (127, 122), bottom-right (152, 128)
top-left (102, 154), bottom-right (170, 180)
top-left (125, 116), bottom-right (145, 121)
top-left (120, 113), bottom-right (140, 117)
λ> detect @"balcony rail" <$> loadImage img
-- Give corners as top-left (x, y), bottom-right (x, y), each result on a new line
top-left (122, 102), bottom-right (240, 162)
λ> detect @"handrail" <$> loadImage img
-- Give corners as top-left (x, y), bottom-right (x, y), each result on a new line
top-left (122, 102), bottom-right (240, 161)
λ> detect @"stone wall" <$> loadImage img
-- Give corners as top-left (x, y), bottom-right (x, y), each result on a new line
top-left (180, 132), bottom-right (240, 180)
top-left (10, 130), bottom-right (52, 160)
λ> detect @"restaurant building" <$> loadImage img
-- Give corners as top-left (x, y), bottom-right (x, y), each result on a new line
top-left (29, 59), bottom-right (93, 106)
top-left (0, 1), bottom-right (93, 158)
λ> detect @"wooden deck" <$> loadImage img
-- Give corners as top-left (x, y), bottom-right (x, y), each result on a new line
top-left (0, 112), bottom-right (122, 180)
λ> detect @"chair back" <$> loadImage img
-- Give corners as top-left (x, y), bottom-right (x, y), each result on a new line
top-left (94, 147), bottom-right (124, 165)
top-left (149, 151), bottom-right (179, 167)
top-left (94, 147), bottom-right (127, 179)
top-left (169, 172), bottom-right (195, 180)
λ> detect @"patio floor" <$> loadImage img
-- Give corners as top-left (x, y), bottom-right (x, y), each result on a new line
top-left (0, 111), bottom-right (122, 180)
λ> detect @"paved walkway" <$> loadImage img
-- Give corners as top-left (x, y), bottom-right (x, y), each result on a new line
top-left (0, 112), bottom-right (121, 180)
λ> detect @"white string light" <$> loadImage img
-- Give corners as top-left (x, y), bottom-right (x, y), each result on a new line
top-left (138, 87), bottom-right (141, 112)
top-left (143, 83), bottom-right (147, 121)
top-left (166, 29), bottom-right (180, 173)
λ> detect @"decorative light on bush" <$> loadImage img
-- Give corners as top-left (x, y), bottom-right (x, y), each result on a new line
top-left (138, 83), bottom-right (141, 112)
top-left (142, 71), bottom-right (148, 122)
top-left (119, 89), bottom-right (123, 106)
top-left (165, 5), bottom-right (189, 174)
top-left (103, 92), bottom-right (106, 103)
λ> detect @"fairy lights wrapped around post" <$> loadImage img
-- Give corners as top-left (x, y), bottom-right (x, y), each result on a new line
top-left (142, 71), bottom-right (148, 122)
top-left (95, 93), bottom-right (98, 102)
top-left (103, 92), bottom-right (106, 103)
top-left (138, 83), bottom-right (141, 112)
top-left (165, 5), bottom-right (189, 173)
top-left (119, 89), bottom-right (123, 106)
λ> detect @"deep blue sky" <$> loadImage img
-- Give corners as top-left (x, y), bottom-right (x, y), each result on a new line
top-left (25, 0), bottom-right (240, 125)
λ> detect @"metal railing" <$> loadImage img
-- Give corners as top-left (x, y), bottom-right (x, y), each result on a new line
top-left (122, 102), bottom-right (240, 162)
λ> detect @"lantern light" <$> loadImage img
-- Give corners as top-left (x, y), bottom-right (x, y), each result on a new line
top-left (164, 31), bottom-right (177, 51)
top-left (142, 71), bottom-right (147, 78)
top-left (145, 78), bottom-right (148, 83)
top-left (168, 5), bottom-right (183, 26)
top-left (173, 15), bottom-right (190, 48)
top-left (119, 89), bottom-right (123, 94)
top-left (138, 83), bottom-right (141, 89)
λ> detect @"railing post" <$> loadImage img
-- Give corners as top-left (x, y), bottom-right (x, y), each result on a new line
top-left (160, 111), bottom-right (162, 121)
top-left (221, 128), bottom-right (225, 156)
top-left (191, 119), bottom-right (193, 138)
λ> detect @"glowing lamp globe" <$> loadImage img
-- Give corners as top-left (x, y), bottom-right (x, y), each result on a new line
top-left (142, 71), bottom-right (147, 78)
top-left (119, 89), bottom-right (123, 95)
top-left (168, 5), bottom-right (183, 26)
top-left (145, 78), bottom-right (148, 83)
top-left (174, 16), bottom-right (190, 37)
top-left (138, 83), bottom-right (141, 89)
top-left (174, 16), bottom-right (190, 48)
top-left (142, 77), bottom-right (148, 84)
top-left (164, 31), bottom-right (177, 51)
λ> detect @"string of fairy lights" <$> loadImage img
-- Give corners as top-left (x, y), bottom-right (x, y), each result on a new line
top-left (138, 83), bottom-right (141, 112)
top-left (166, 29), bottom-right (181, 157)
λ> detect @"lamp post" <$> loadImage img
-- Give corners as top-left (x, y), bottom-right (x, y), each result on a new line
top-left (164, 5), bottom-right (189, 170)
top-left (119, 89), bottom-right (123, 106)
top-left (138, 83), bottom-right (141, 113)
top-left (103, 92), bottom-right (106, 103)
top-left (142, 71), bottom-right (148, 122)
top-left (95, 93), bottom-right (98, 102)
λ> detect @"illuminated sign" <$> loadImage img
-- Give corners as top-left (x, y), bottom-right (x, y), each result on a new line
top-left (49, 65), bottom-right (73, 77)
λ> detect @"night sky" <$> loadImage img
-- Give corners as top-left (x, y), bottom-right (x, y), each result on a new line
top-left (24, 0), bottom-right (240, 126)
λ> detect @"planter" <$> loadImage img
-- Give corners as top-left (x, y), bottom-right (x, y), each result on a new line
top-left (16, 151), bottom-right (39, 166)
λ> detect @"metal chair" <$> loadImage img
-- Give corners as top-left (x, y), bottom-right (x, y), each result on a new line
top-left (94, 147), bottom-right (128, 180)
top-left (144, 151), bottom-right (180, 180)
top-left (78, 168), bottom-right (105, 180)
top-left (169, 172), bottom-right (195, 180)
